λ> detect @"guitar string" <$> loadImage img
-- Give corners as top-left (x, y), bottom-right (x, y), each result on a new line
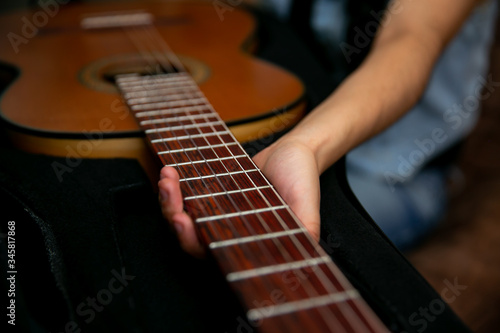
top-left (141, 17), bottom-right (377, 328)
top-left (120, 29), bottom-right (368, 330)
top-left (192, 99), bottom-right (368, 332)
top-left (136, 24), bottom-right (299, 274)
top-left (135, 23), bottom-right (367, 333)
top-left (127, 32), bottom-right (313, 324)
top-left (125, 27), bottom-right (175, 75)
top-left (127, 25), bottom-right (286, 282)
top-left (184, 96), bottom-right (357, 332)
top-left (132, 24), bottom-right (371, 333)
top-left (135, 25), bottom-right (322, 273)
top-left (123, 22), bottom-right (373, 332)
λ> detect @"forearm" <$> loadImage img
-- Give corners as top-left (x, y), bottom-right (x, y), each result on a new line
top-left (279, 0), bottom-right (481, 174)
top-left (286, 32), bottom-right (441, 173)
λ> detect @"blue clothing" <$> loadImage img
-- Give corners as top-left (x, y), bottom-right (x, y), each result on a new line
top-left (262, 0), bottom-right (498, 249)
top-left (346, 0), bottom-right (498, 249)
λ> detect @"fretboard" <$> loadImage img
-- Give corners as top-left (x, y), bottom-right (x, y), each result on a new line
top-left (116, 72), bottom-right (388, 332)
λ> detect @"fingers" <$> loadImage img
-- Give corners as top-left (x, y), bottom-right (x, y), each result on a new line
top-left (253, 141), bottom-right (322, 243)
top-left (286, 181), bottom-right (322, 243)
top-left (158, 166), bottom-right (205, 258)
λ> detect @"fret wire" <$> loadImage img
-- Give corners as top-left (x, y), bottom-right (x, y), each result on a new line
top-left (146, 121), bottom-right (224, 134)
top-left (195, 206), bottom-right (288, 223)
top-left (237, 157), bottom-right (367, 329)
top-left (135, 105), bottom-right (213, 118)
top-left (209, 228), bottom-right (305, 249)
top-left (204, 140), bottom-right (347, 332)
top-left (145, 121), bottom-right (223, 134)
top-left (187, 88), bottom-right (353, 331)
top-left (124, 85), bottom-right (200, 99)
top-left (150, 131), bottom-right (229, 143)
top-left (184, 185), bottom-right (272, 201)
top-left (122, 74), bottom-right (262, 243)
top-left (227, 256), bottom-right (331, 282)
top-left (120, 74), bottom-right (191, 85)
top-left (179, 170), bottom-right (251, 182)
top-left (119, 73), bottom-right (191, 83)
top-left (182, 100), bottom-right (307, 263)
top-left (190, 82), bottom-right (365, 331)
top-left (121, 20), bottom-right (368, 322)
top-left (119, 72), bottom-right (190, 83)
top-left (146, 77), bottom-right (296, 287)
top-left (121, 70), bottom-right (191, 82)
top-left (157, 142), bottom-right (238, 155)
top-left (121, 73), bottom-right (358, 332)
top-left (168, 154), bottom-right (247, 167)
top-left (151, 98), bottom-right (288, 284)
top-left (117, 27), bottom-right (352, 331)
top-left (127, 91), bottom-right (203, 105)
top-left (141, 114), bottom-right (219, 126)
top-left (116, 32), bottom-right (376, 326)
top-left (247, 289), bottom-right (360, 321)
top-left (257, 184), bottom-right (368, 329)
top-left (168, 102), bottom-right (287, 251)
top-left (118, 77), bottom-right (195, 91)
top-left (211, 114), bottom-right (372, 330)
top-left (130, 97), bottom-right (207, 111)
top-left (120, 80), bottom-right (195, 92)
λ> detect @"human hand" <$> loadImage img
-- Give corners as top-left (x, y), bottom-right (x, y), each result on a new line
top-left (158, 138), bottom-right (321, 257)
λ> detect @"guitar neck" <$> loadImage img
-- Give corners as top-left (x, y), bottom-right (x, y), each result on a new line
top-left (116, 72), bottom-right (388, 332)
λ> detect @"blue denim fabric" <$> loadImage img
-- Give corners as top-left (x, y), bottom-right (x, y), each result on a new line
top-left (347, 166), bottom-right (448, 250)
top-left (263, 0), bottom-right (498, 248)
top-left (345, 0), bottom-right (497, 248)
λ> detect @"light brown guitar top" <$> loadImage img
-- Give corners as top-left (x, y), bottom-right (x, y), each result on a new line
top-left (0, 1), bottom-right (305, 139)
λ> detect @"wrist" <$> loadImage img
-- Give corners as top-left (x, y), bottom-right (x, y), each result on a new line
top-left (282, 112), bottom-right (353, 174)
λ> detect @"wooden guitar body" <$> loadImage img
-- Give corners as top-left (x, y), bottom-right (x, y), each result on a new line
top-left (0, 1), bottom-right (305, 177)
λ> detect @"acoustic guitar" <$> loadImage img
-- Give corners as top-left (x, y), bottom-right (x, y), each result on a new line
top-left (0, 1), bottom-right (388, 331)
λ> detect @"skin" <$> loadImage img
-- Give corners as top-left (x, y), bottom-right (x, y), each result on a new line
top-left (158, 0), bottom-right (486, 257)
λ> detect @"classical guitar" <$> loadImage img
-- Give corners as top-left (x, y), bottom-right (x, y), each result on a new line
top-left (0, 1), bottom-right (388, 332)
top-left (0, 0), bottom-right (304, 179)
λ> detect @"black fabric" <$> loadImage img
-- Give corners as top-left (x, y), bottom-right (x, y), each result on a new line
top-left (0, 148), bottom-right (246, 333)
top-left (0, 4), bottom-right (470, 333)
top-left (318, 160), bottom-right (470, 332)
top-left (345, 0), bottom-right (390, 71)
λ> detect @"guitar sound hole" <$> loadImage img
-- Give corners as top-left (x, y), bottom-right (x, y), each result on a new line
top-left (79, 53), bottom-right (210, 93)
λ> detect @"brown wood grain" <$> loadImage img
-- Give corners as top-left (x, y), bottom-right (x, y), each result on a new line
top-left (0, 1), bottom-right (304, 135)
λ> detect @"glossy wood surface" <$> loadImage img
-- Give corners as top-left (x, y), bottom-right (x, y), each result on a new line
top-left (0, 1), bottom-right (304, 138)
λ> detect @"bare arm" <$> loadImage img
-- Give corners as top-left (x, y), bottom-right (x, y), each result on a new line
top-left (159, 0), bottom-right (485, 256)
top-left (281, 0), bottom-right (483, 173)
